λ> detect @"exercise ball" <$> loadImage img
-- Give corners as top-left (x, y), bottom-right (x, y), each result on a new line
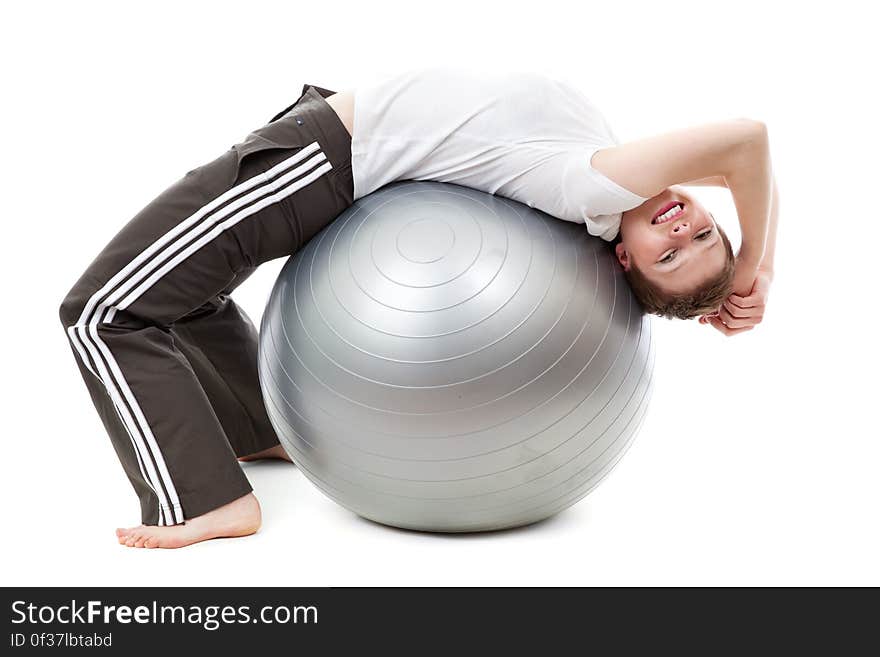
top-left (258, 181), bottom-right (654, 532)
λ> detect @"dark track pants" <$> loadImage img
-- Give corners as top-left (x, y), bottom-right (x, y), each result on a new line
top-left (59, 85), bottom-right (354, 526)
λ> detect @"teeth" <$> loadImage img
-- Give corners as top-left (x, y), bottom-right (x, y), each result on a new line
top-left (654, 204), bottom-right (683, 224)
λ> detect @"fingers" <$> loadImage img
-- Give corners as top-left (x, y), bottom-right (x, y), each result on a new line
top-left (706, 314), bottom-right (755, 336)
top-left (698, 270), bottom-right (771, 336)
top-left (727, 293), bottom-right (758, 308)
top-left (727, 293), bottom-right (765, 309)
top-left (720, 299), bottom-right (764, 328)
top-left (728, 275), bottom-right (771, 309)
top-left (698, 308), bottom-right (759, 335)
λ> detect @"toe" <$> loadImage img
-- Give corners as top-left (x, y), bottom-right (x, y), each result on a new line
top-left (144, 536), bottom-right (159, 549)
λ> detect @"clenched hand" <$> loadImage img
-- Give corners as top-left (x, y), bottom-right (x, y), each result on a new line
top-left (700, 269), bottom-right (773, 336)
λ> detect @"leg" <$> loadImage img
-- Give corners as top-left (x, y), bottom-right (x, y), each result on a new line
top-left (58, 149), bottom-right (263, 540)
top-left (60, 86), bottom-right (353, 547)
top-left (171, 291), bottom-right (290, 461)
top-left (61, 272), bottom-right (263, 547)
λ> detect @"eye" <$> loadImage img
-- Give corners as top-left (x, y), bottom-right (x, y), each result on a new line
top-left (659, 228), bottom-right (714, 264)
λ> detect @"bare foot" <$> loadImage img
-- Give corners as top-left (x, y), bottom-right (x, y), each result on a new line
top-left (115, 492), bottom-right (261, 549)
top-left (238, 444), bottom-right (292, 463)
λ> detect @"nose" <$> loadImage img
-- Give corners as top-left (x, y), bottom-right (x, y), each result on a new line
top-left (670, 221), bottom-right (690, 237)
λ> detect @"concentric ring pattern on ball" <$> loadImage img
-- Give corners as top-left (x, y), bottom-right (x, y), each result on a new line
top-left (258, 181), bottom-right (655, 532)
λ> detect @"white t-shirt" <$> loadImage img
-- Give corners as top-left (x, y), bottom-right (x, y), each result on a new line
top-left (350, 67), bottom-right (649, 241)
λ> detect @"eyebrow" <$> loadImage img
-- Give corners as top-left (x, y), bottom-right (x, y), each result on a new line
top-left (662, 236), bottom-right (722, 274)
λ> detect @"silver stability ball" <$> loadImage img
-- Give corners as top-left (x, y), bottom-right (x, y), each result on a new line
top-left (258, 181), bottom-right (654, 532)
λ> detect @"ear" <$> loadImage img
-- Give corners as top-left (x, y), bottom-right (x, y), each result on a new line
top-left (615, 242), bottom-right (631, 272)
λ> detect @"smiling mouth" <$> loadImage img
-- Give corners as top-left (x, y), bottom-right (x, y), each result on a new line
top-left (652, 202), bottom-right (686, 225)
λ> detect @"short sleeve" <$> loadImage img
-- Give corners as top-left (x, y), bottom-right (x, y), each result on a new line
top-left (562, 147), bottom-right (649, 241)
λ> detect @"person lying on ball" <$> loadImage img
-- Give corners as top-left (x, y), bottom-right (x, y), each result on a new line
top-left (61, 67), bottom-right (778, 548)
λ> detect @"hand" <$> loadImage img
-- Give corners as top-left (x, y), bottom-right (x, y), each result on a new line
top-left (699, 269), bottom-right (772, 336)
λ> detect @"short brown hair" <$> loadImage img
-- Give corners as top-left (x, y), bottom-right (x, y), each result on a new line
top-left (617, 224), bottom-right (736, 320)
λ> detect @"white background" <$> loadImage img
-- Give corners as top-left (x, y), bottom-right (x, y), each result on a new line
top-left (2, 0), bottom-right (877, 586)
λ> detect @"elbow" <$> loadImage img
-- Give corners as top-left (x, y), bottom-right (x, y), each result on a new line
top-left (725, 118), bottom-right (769, 173)
top-left (733, 117), bottom-right (769, 145)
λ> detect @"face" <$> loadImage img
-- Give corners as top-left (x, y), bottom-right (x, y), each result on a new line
top-left (615, 186), bottom-right (727, 295)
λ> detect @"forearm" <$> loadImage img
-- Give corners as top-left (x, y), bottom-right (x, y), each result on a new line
top-left (722, 123), bottom-right (772, 268)
top-left (758, 176), bottom-right (779, 276)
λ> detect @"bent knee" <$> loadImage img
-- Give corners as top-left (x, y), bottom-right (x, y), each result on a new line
top-left (59, 282), bottom-right (90, 329)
